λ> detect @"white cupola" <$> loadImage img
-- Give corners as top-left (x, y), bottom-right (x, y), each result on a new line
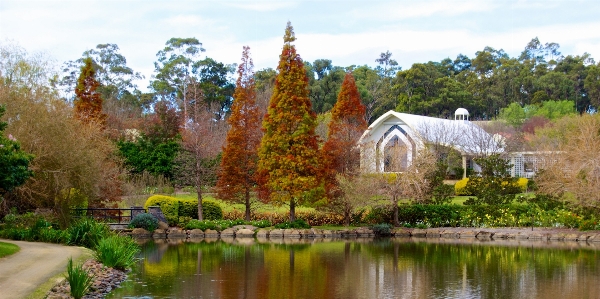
top-left (454, 108), bottom-right (469, 121)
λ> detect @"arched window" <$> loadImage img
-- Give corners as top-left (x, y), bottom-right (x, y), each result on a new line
top-left (376, 125), bottom-right (416, 172)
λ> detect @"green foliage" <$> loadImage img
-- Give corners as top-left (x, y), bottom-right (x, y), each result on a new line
top-left (144, 195), bottom-right (223, 225)
top-left (201, 201), bottom-right (223, 220)
top-left (128, 213), bottom-right (159, 231)
top-left (464, 155), bottom-right (521, 205)
top-left (454, 178), bottom-right (471, 196)
top-left (65, 258), bottom-right (94, 299)
top-left (144, 194), bottom-right (179, 222)
top-left (0, 105), bottom-right (34, 197)
top-left (67, 218), bottom-right (111, 249)
top-left (369, 223), bottom-right (392, 236)
top-left (185, 219), bottom-right (272, 231)
top-left (363, 206), bottom-right (393, 225)
top-left (274, 219), bottom-right (311, 229)
top-left (94, 235), bottom-right (139, 270)
top-left (118, 138), bottom-right (180, 179)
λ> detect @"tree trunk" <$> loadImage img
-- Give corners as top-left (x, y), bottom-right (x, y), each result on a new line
top-left (393, 195), bottom-right (399, 227)
top-left (244, 187), bottom-right (251, 221)
top-left (344, 204), bottom-right (351, 227)
top-left (289, 198), bottom-right (296, 222)
top-left (197, 186), bottom-right (203, 221)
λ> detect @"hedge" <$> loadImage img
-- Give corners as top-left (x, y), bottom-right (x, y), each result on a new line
top-left (455, 178), bottom-right (529, 196)
top-left (144, 195), bottom-right (223, 225)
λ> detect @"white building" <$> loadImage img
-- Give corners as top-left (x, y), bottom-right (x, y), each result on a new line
top-left (358, 108), bottom-right (537, 178)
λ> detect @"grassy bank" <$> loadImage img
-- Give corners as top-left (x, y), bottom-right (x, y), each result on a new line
top-left (0, 241), bottom-right (19, 258)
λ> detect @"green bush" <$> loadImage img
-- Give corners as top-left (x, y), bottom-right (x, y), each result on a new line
top-left (274, 219), bottom-right (311, 229)
top-left (454, 178), bottom-right (471, 196)
top-left (185, 219), bottom-right (218, 231)
top-left (66, 258), bottom-right (94, 299)
top-left (94, 235), bottom-right (139, 270)
top-left (67, 218), bottom-right (111, 249)
top-left (144, 195), bottom-right (180, 223)
top-left (128, 213), bottom-right (158, 231)
top-left (370, 223), bottom-right (392, 236)
top-left (202, 201), bottom-right (223, 220)
top-left (364, 206), bottom-right (393, 225)
top-left (143, 195), bottom-right (223, 226)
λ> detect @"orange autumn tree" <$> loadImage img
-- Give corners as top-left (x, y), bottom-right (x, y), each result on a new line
top-left (216, 46), bottom-right (262, 221)
top-left (321, 73), bottom-right (368, 224)
top-left (256, 22), bottom-right (323, 222)
top-left (322, 73), bottom-right (368, 190)
top-left (74, 57), bottom-right (106, 124)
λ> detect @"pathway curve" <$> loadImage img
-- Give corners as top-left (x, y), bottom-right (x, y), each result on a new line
top-left (0, 239), bottom-right (84, 299)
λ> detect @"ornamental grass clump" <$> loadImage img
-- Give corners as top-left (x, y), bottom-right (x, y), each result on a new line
top-left (94, 235), bottom-right (139, 270)
top-left (67, 218), bottom-right (111, 249)
top-left (66, 258), bottom-right (94, 299)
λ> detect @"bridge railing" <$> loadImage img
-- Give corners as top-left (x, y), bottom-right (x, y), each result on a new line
top-left (71, 207), bottom-right (146, 224)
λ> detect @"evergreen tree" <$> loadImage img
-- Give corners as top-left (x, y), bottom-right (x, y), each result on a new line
top-left (322, 72), bottom-right (367, 199)
top-left (216, 46), bottom-right (262, 221)
top-left (0, 105), bottom-right (34, 203)
top-left (74, 57), bottom-right (106, 124)
top-left (256, 22), bottom-right (323, 222)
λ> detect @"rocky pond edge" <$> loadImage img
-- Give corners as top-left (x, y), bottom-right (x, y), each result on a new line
top-left (124, 226), bottom-right (600, 243)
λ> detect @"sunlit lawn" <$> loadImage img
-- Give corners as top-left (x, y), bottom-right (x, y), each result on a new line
top-left (0, 241), bottom-right (19, 258)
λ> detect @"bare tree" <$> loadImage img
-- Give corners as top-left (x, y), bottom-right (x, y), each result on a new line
top-left (178, 104), bottom-right (227, 220)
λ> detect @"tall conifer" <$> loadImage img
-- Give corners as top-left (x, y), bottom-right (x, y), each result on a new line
top-left (216, 46), bottom-right (261, 221)
top-left (322, 73), bottom-right (368, 199)
top-left (74, 57), bottom-right (106, 124)
top-left (256, 22), bottom-right (323, 222)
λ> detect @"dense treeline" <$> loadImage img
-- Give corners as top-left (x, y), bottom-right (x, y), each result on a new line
top-left (1, 31), bottom-right (599, 219)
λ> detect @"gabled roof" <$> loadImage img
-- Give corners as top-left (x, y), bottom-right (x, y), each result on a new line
top-left (359, 110), bottom-right (504, 155)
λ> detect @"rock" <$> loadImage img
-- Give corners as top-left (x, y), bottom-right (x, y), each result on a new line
top-left (411, 229), bottom-right (427, 237)
top-left (130, 228), bottom-right (152, 237)
top-left (528, 233), bottom-right (545, 240)
top-left (152, 229), bottom-right (167, 239)
top-left (356, 228), bottom-right (375, 237)
top-left (459, 230), bottom-right (477, 238)
top-left (322, 230), bottom-right (334, 238)
top-left (236, 228), bottom-right (255, 238)
top-left (256, 229), bottom-right (270, 238)
top-left (476, 231), bottom-right (493, 240)
top-left (221, 228), bottom-right (236, 237)
top-left (204, 229), bottom-right (219, 237)
top-left (393, 228), bottom-right (411, 237)
top-left (269, 229), bottom-right (284, 238)
top-left (167, 228), bottom-right (186, 238)
top-left (587, 234), bottom-right (600, 242)
top-left (158, 221), bottom-right (169, 230)
top-left (426, 229), bottom-right (441, 238)
top-left (283, 229), bottom-right (301, 239)
top-left (188, 229), bottom-right (205, 237)
top-left (441, 230), bottom-right (459, 239)
top-left (548, 233), bottom-right (566, 241)
top-left (563, 233), bottom-right (580, 241)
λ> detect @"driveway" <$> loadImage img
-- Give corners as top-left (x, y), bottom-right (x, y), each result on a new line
top-left (0, 239), bottom-right (85, 299)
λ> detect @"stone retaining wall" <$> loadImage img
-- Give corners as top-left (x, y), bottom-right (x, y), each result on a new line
top-left (126, 226), bottom-right (600, 243)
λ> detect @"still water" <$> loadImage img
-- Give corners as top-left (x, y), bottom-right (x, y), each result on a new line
top-left (109, 237), bottom-right (600, 299)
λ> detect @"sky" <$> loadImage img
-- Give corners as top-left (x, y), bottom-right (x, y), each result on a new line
top-left (1, 0), bottom-right (599, 91)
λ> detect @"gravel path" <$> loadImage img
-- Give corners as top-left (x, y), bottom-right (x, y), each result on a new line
top-left (0, 239), bottom-right (84, 299)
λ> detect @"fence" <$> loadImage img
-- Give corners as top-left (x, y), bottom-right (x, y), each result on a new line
top-left (71, 207), bottom-right (146, 224)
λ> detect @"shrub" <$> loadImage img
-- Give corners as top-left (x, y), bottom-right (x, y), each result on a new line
top-left (94, 235), bottom-right (139, 270)
top-left (364, 206), bottom-right (393, 225)
top-left (128, 213), bottom-right (159, 232)
top-left (67, 218), bottom-right (111, 249)
top-left (274, 219), bottom-right (311, 229)
top-left (202, 201), bottom-right (223, 220)
top-left (144, 195), bottom-right (180, 222)
top-left (370, 223), bottom-right (392, 236)
top-left (454, 178), bottom-right (471, 196)
top-left (516, 178), bottom-right (529, 192)
top-left (66, 258), bottom-right (94, 299)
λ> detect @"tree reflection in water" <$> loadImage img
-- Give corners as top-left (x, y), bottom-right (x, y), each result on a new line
top-left (109, 238), bottom-right (600, 299)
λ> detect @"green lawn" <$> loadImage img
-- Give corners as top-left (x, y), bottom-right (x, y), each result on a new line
top-left (0, 241), bottom-right (19, 258)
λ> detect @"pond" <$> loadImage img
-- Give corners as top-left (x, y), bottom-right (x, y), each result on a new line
top-left (108, 238), bottom-right (600, 299)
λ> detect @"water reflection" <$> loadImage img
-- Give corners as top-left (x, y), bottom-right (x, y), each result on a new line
top-left (109, 238), bottom-right (600, 299)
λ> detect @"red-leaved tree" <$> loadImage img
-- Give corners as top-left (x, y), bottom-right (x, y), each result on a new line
top-left (256, 22), bottom-right (323, 222)
top-left (74, 57), bottom-right (106, 125)
top-left (321, 73), bottom-right (367, 224)
top-left (216, 46), bottom-right (262, 221)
